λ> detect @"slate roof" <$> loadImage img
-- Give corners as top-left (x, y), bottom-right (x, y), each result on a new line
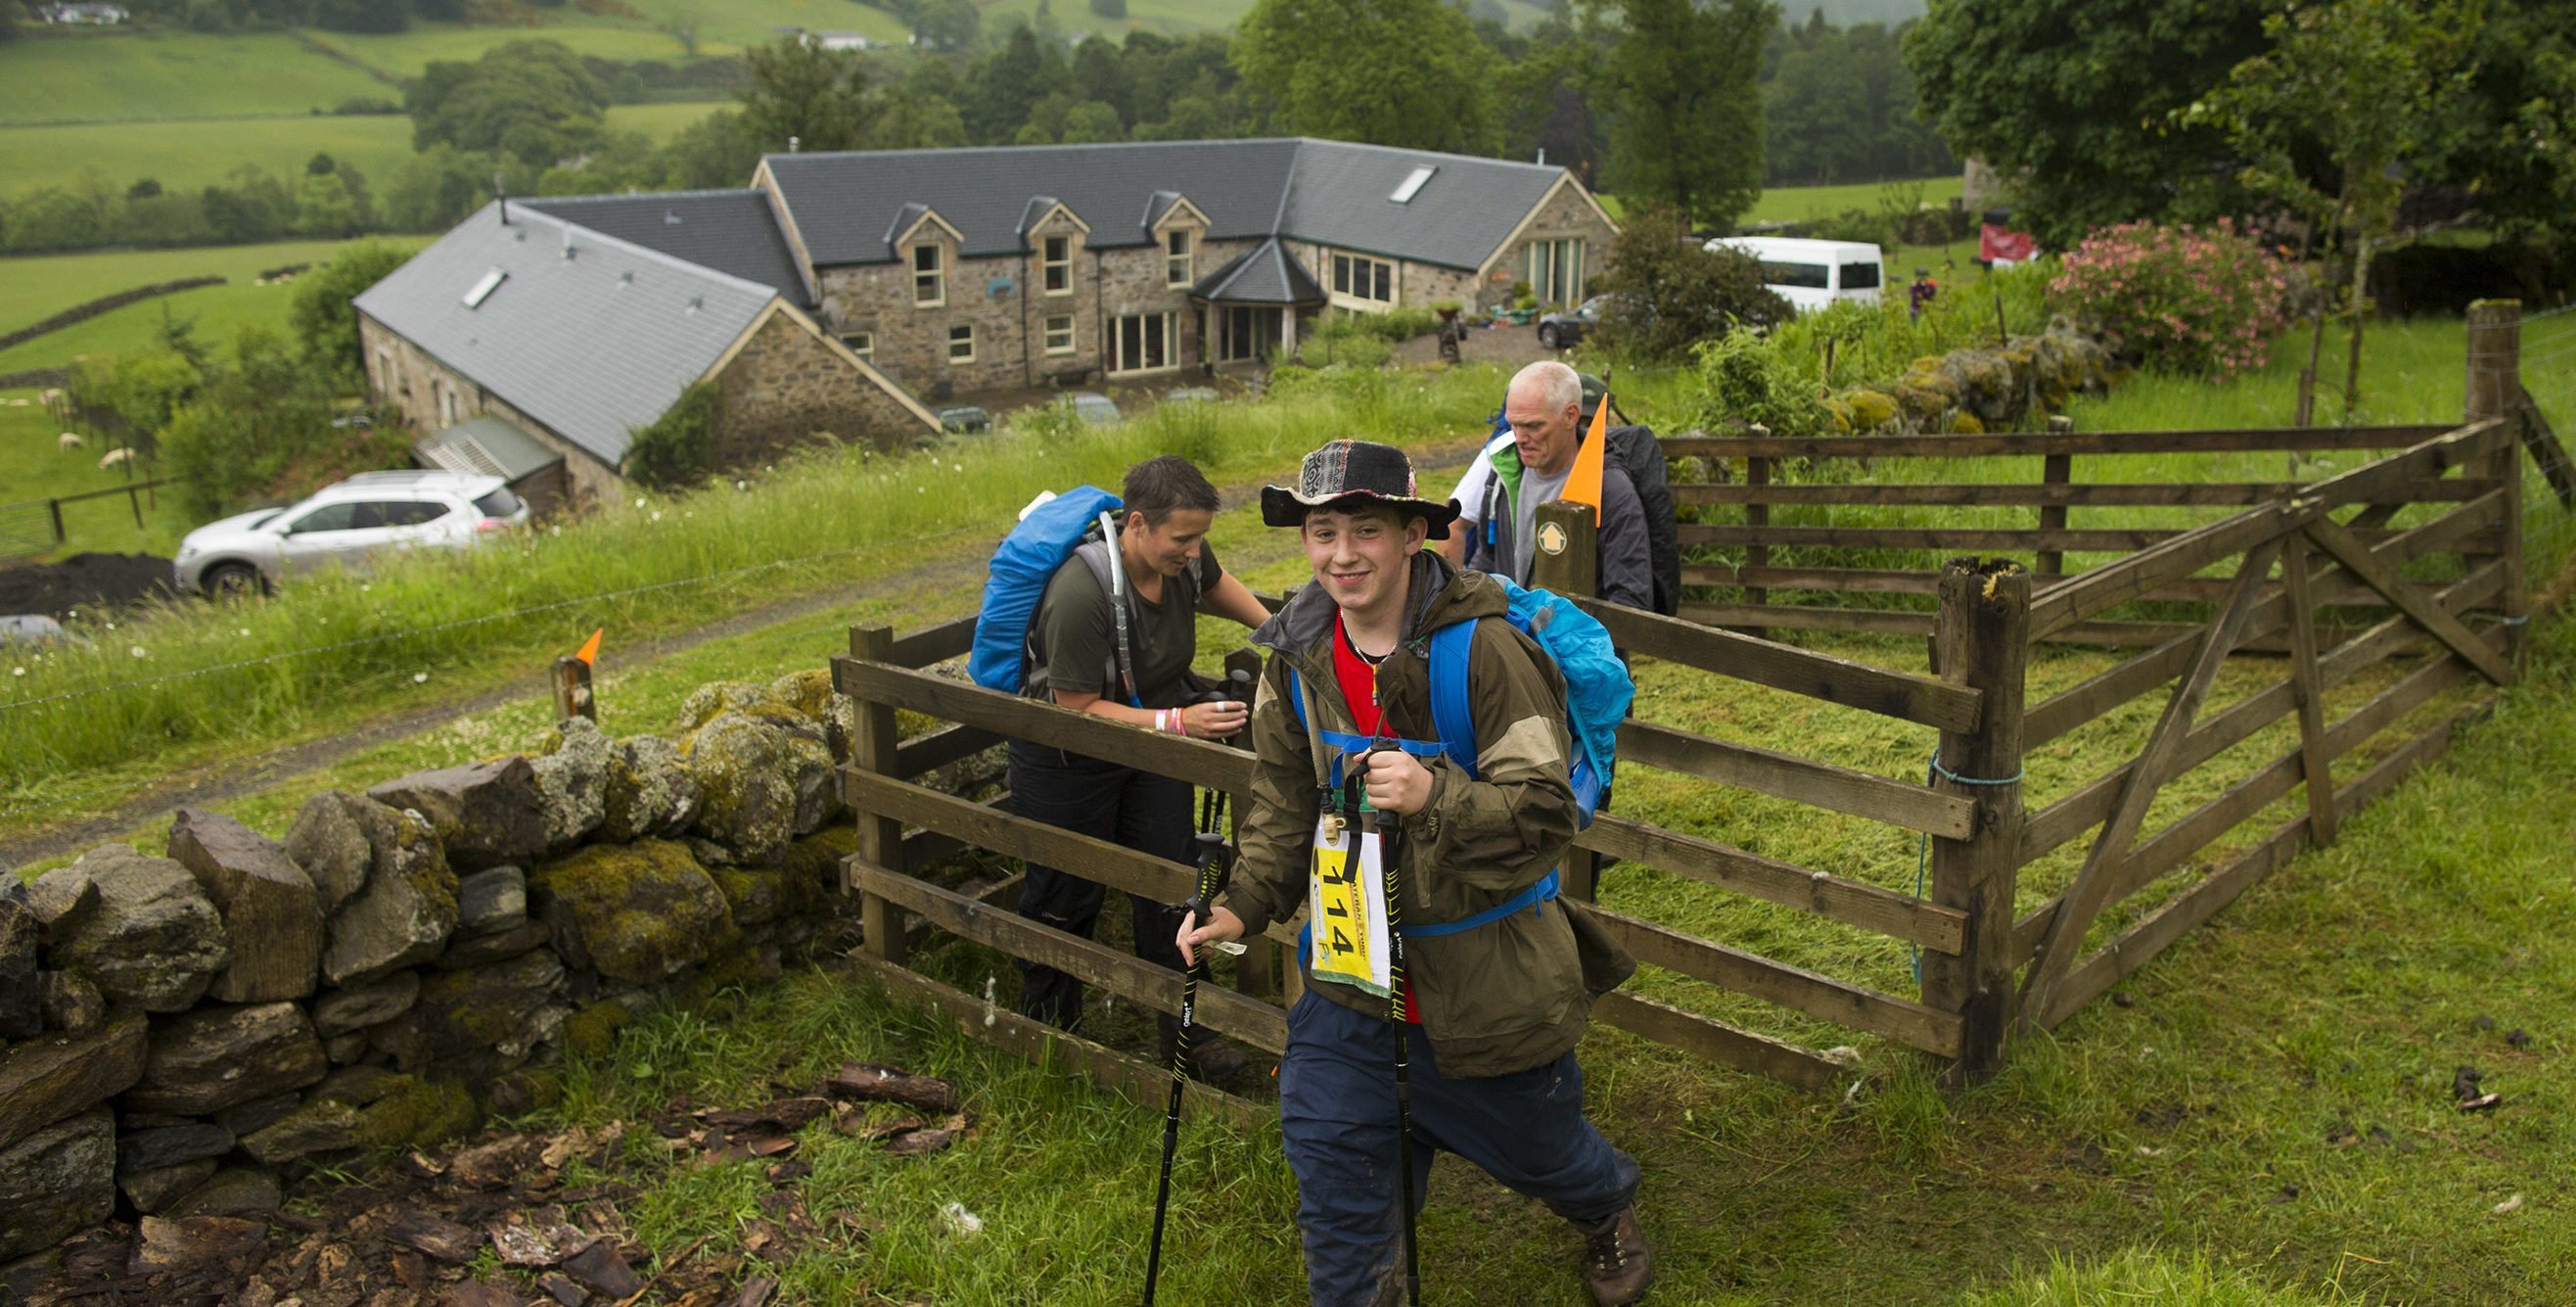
top-left (414, 415), bottom-right (563, 483)
top-left (1193, 237), bottom-right (1324, 306)
top-left (519, 190), bottom-right (810, 305)
top-left (759, 138), bottom-right (1578, 272)
top-left (354, 202), bottom-right (777, 468)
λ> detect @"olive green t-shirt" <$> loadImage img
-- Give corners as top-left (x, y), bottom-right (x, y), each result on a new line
top-left (1026, 542), bottom-right (1222, 710)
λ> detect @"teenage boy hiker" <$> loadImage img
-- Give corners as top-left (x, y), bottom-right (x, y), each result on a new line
top-left (1177, 440), bottom-right (1651, 1306)
top-left (1014, 455), bottom-right (1270, 1075)
top-left (1445, 359), bottom-right (1653, 612)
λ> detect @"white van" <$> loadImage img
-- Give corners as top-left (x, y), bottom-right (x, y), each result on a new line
top-left (1702, 236), bottom-right (1885, 314)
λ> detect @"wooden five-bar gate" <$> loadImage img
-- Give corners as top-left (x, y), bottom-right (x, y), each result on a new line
top-left (831, 301), bottom-right (2572, 1109)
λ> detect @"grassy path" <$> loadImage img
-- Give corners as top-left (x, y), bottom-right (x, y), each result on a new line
top-left (0, 442), bottom-right (1485, 871)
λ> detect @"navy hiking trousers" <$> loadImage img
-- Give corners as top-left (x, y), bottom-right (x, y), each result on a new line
top-left (1006, 739), bottom-right (1192, 1031)
top-left (1278, 987), bottom-right (1639, 1306)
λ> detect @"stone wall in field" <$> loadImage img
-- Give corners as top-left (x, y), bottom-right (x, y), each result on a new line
top-left (0, 669), bottom-right (988, 1284)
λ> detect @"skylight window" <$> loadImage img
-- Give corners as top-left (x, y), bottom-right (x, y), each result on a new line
top-left (461, 268), bottom-right (507, 308)
top-left (1390, 165), bottom-right (1437, 204)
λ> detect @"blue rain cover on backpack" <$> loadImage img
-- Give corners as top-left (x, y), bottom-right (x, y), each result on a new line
top-left (1429, 577), bottom-right (1632, 826)
top-left (1288, 575), bottom-right (1631, 827)
top-left (969, 486), bottom-right (1122, 694)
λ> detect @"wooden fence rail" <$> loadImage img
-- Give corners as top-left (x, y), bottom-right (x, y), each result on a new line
top-left (824, 301), bottom-right (2562, 1105)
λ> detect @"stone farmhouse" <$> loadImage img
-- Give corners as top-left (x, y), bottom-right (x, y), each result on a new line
top-left (354, 196), bottom-right (937, 513)
top-left (356, 138), bottom-right (1616, 503)
top-left (750, 137), bottom-right (1618, 397)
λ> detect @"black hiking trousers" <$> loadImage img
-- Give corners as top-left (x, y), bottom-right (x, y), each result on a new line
top-left (1006, 738), bottom-right (1193, 1033)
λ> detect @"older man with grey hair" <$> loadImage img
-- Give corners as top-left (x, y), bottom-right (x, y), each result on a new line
top-left (1444, 360), bottom-right (1653, 610)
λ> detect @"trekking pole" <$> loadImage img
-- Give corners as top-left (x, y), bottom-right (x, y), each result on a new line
top-left (1143, 808), bottom-right (1231, 1306)
top-left (1352, 745), bottom-right (1422, 1306)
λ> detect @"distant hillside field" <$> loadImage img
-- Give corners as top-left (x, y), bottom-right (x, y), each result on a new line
top-left (0, 238), bottom-right (410, 375)
top-left (0, 30), bottom-right (391, 125)
top-left (0, 102), bottom-right (731, 199)
top-left (1744, 174), bottom-right (1965, 225)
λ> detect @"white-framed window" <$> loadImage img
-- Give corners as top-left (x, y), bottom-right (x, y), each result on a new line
top-left (438, 382), bottom-right (460, 427)
top-left (1043, 314), bottom-right (1076, 355)
top-left (1166, 229), bottom-right (1193, 288)
top-left (1110, 311), bottom-right (1175, 374)
top-left (946, 323), bottom-right (975, 363)
top-left (840, 329), bottom-right (874, 359)
top-left (913, 243), bottom-right (944, 306)
top-left (1528, 238), bottom-right (1585, 307)
top-left (1042, 235), bottom-right (1073, 295)
top-left (1331, 253), bottom-right (1394, 304)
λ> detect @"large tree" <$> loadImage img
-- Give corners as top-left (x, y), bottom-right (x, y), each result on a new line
top-left (1905, 0), bottom-right (2271, 247)
top-left (2186, 0), bottom-right (2476, 418)
top-left (1232, 0), bottom-right (1505, 156)
top-left (1583, 0), bottom-right (1773, 230)
top-left (739, 35), bottom-right (875, 155)
top-left (407, 40), bottom-right (612, 168)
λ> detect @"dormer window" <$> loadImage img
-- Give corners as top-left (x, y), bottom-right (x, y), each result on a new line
top-left (1166, 229), bottom-right (1192, 289)
top-left (1043, 235), bottom-right (1073, 295)
top-left (913, 243), bottom-right (945, 307)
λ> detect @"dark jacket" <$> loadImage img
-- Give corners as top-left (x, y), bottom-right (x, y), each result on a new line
top-left (1219, 552), bottom-right (1634, 1078)
top-left (1461, 437), bottom-right (1654, 611)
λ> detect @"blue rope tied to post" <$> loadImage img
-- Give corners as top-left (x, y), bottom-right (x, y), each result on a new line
top-left (1911, 753), bottom-right (2026, 984)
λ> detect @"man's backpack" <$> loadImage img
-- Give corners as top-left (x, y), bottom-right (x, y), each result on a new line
top-left (968, 487), bottom-right (1143, 706)
top-left (1483, 409), bottom-right (1682, 617)
top-left (1288, 576), bottom-right (1633, 828)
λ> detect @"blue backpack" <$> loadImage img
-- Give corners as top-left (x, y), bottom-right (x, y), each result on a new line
top-left (968, 487), bottom-right (1142, 705)
top-left (1288, 577), bottom-right (1632, 940)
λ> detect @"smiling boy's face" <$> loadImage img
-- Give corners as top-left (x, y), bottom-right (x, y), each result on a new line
top-left (1301, 503), bottom-right (1426, 622)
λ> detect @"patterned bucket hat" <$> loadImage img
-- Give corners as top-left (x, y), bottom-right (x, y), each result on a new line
top-left (1261, 440), bottom-right (1460, 538)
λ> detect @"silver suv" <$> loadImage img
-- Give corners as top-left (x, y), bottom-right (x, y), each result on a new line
top-left (172, 471), bottom-right (530, 596)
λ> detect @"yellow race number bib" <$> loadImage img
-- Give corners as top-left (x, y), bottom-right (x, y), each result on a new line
top-left (1307, 813), bottom-right (1392, 998)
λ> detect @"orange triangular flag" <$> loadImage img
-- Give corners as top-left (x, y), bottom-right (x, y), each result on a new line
top-left (1559, 392), bottom-right (1610, 513)
top-left (575, 629), bottom-right (603, 667)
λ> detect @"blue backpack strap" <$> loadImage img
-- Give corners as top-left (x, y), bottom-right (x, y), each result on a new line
top-left (1427, 619), bottom-right (1481, 778)
top-left (1402, 870), bottom-right (1557, 937)
top-left (1289, 663), bottom-right (1441, 787)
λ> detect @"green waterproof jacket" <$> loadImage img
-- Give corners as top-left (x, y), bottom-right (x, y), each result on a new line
top-left (1218, 551), bottom-right (1635, 1079)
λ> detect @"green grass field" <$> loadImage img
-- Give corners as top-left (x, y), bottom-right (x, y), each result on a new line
top-left (0, 391), bottom-right (194, 556)
top-left (0, 29), bottom-right (391, 125)
top-left (0, 100), bottom-right (730, 206)
top-left (1743, 173), bottom-right (1966, 224)
top-left (0, 237), bottom-right (412, 377)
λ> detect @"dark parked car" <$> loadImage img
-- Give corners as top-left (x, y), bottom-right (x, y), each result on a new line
top-left (1537, 295), bottom-right (1612, 350)
top-left (936, 405), bottom-right (991, 434)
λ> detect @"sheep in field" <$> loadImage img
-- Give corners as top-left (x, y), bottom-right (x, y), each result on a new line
top-left (59, 433), bottom-right (84, 450)
top-left (98, 447), bottom-right (133, 469)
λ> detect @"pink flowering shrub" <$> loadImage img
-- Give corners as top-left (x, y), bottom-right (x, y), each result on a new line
top-left (2050, 219), bottom-right (2292, 378)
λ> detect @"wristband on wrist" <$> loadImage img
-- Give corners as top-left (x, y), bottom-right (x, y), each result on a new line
top-left (1174, 709), bottom-right (1189, 738)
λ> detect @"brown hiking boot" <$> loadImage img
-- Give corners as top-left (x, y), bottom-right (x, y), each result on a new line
top-left (1579, 1207), bottom-right (1652, 1306)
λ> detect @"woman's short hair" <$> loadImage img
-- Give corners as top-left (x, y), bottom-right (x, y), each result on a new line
top-left (1124, 455), bottom-right (1220, 528)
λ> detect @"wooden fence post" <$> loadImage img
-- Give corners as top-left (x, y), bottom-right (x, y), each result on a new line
top-left (1532, 499), bottom-right (1602, 900)
top-left (849, 624), bottom-right (909, 965)
top-left (1924, 558), bottom-right (2028, 1081)
top-left (2036, 416), bottom-right (2072, 579)
top-left (2465, 301), bottom-right (2526, 667)
top-left (1743, 425), bottom-right (1771, 641)
top-left (550, 656), bottom-right (595, 724)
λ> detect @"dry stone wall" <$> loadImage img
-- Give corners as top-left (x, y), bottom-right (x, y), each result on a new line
top-left (0, 669), bottom-right (948, 1284)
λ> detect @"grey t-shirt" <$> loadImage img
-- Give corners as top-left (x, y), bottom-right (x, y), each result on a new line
top-left (1026, 542), bottom-right (1222, 709)
top-left (1510, 459), bottom-right (1575, 583)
